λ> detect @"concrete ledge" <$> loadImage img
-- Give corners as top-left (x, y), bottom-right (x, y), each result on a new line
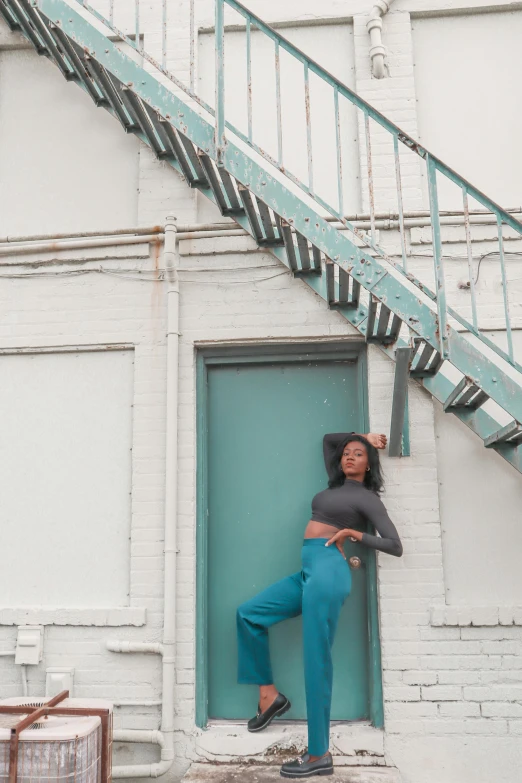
top-left (0, 607), bottom-right (146, 626)
top-left (183, 763), bottom-right (403, 782)
top-left (430, 605), bottom-right (522, 627)
top-left (195, 722), bottom-right (384, 765)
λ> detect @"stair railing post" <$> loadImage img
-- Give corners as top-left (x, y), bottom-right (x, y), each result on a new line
top-left (462, 186), bottom-right (478, 333)
top-left (333, 86), bottom-right (344, 220)
top-left (135, 0), bottom-right (140, 51)
top-left (246, 17), bottom-right (252, 142)
top-left (215, 0), bottom-right (225, 166)
top-left (393, 134), bottom-right (407, 272)
top-left (496, 213), bottom-right (515, 364)
top-left (427, 154), bottom-right (448, 360)
top-left (162, 0), bottom-right (167, 69)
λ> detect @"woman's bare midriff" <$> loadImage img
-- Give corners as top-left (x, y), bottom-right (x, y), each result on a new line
top-left (304, 519), bottom-right (340, 539)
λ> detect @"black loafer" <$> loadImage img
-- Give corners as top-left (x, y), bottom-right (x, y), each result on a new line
top-left (247, 692), bottom-right (291, 732)
top-left (280, 752), bottom-right (333, 778)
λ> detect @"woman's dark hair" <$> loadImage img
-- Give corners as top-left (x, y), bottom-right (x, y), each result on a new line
top-left (328, 434), bottom-right (384, 494)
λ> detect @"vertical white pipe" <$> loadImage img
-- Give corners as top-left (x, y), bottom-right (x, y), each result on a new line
top-left (367, 0), bottom-right (395, 79)
top-left (110, 216), bottom-right (179, 780)
top-left (159, 214), bottom-right (179, 770)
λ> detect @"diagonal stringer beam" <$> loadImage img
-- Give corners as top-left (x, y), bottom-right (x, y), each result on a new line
top-left (6, 0), bottom-right (517, 473)
top-left (33, 0), bottom-right (522, 427)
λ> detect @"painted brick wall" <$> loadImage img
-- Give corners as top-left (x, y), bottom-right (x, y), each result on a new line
top-left (353, 10), bottom-right (424, 214)
top-left (160, 237), bottom-right (448, 776)
top-left (0, 247), bottom-right (168, 766)
top-left (1, 2), bottom-right (522, 783)
top-left (1, 230), bottom-right (522, 783)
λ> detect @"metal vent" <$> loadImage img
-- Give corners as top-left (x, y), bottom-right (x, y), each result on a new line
top-left (0, 714), bottom-right (49, 730)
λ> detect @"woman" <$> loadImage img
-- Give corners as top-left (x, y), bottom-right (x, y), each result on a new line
top-left (236, 431), bottom-right (402, 778)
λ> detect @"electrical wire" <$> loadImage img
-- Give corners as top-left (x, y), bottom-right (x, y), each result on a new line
top-left (180, 273), bottom-right (288, 284)
top-left (3, 250), bottom-right (521, 288)
top-left (408, 251), bottom-right (522, 285)
top-left (473, 252), bottom-right (522, 285)
top-left (0, 265), bottom-right (289, 285)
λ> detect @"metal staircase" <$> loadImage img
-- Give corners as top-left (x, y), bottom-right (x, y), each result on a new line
top-left (3, 0), bottom-right (522, 471)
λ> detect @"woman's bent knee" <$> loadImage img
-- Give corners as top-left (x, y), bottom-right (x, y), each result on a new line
top-left (236, 602), bottom-right (250, 624)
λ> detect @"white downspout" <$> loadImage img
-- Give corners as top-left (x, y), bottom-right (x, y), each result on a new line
top-left (108, 215), bottom-right (179, 779)
top-left (367, 0), bottom-right (395, 79)
top-left (158, 213), bottom-right (180, 776)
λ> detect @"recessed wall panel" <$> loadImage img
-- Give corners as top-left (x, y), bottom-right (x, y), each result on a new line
top-left (0, 349), bottom-right (134, 606)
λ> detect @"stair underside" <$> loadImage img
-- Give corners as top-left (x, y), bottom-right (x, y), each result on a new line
top-left (2, 0), bottom-right (522, 472)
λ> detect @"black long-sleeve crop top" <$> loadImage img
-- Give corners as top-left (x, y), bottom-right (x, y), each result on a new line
top-left (309, 432), bottom-right (403, 557)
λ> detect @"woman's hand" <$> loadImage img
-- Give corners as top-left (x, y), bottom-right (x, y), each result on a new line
top-left (325, 529), bottom-right (362, 559)
top-left (365, 433), bottom-right (387, 450)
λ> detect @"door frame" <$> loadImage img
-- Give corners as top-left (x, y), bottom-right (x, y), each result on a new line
top-left (195, 341), bottom-right (384, 729)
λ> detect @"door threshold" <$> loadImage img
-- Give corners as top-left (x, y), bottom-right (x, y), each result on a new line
top-left (195, 720), bottom-right (384, 764)
top-left (183, 763), bottom-right (403, 782)
top-left (206, 718), bottom-right (372, 726)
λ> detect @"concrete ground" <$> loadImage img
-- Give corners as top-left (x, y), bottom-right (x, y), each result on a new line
top-left (182, 763), bottom-right (403, 782)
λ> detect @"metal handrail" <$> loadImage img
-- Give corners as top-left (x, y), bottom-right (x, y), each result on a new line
top-left (215, 0), bottom-right (522, 367)
top-left (70, 0), bottom-right (522, 367)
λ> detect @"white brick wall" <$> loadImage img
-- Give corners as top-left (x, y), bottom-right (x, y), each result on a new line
top-left (2, 227), bottom-right (520, 783)
top-left (0, 250), bottom-right (168, 757)
top-left (353, 10), bottom-right (424, 213)
top-left (1, 2), bottom-right (522, 783)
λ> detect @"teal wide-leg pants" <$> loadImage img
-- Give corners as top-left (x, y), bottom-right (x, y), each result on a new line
top-left (236, 538), bottom-right (352, 757)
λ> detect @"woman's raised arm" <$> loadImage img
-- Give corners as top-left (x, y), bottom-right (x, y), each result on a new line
top-left (322, 432), bottom-right (388, 480)
top-left (322, 433), bottom-right (355, 480)
top-left (360, 493), bottom-right (403, 557)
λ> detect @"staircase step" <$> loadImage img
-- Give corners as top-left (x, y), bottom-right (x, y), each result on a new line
top-left (410, 338), bottom-right (443, 378)
top-left (182, 763), bottom-right (403, 783)
top-left (178, 133), bottom-right (210, 183)
top-left (201, 154), bottom-right (243, 215)
top-left (280, 218), bottom-right (298, 271)
top-left (160, 121), bottom-right (206, 185)
top-left (6, 0), bottom-right (45, 52)
top-left (257, 200), bottom-right (283, 246)
top-left (443, 377), bottom-right (488, 412)
top-left (326, 258), bottom-right (359, 308)
top-left (484, 420), bottom-right (522, 448)
top-left (7, 0), bottom-right (522, 474)
top-left (364, 300), bottom-right (401, 346)
top-left (84, 59), bottom-right (136, 130)
top-left (120, 89), bottom-right (165, 156)
top-left (0, 0), bottom-right (21, 31)
top-left (19, 0), bottom-right (74, 80)
top-left (50, 27), bottom-right (105, 104)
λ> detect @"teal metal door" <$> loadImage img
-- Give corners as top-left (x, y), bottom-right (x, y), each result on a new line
top-left (198, 348), bottom-right (380, 724)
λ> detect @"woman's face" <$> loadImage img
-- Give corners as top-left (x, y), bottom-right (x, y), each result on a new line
top-left (340, 441), bottom-right (368, 481)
